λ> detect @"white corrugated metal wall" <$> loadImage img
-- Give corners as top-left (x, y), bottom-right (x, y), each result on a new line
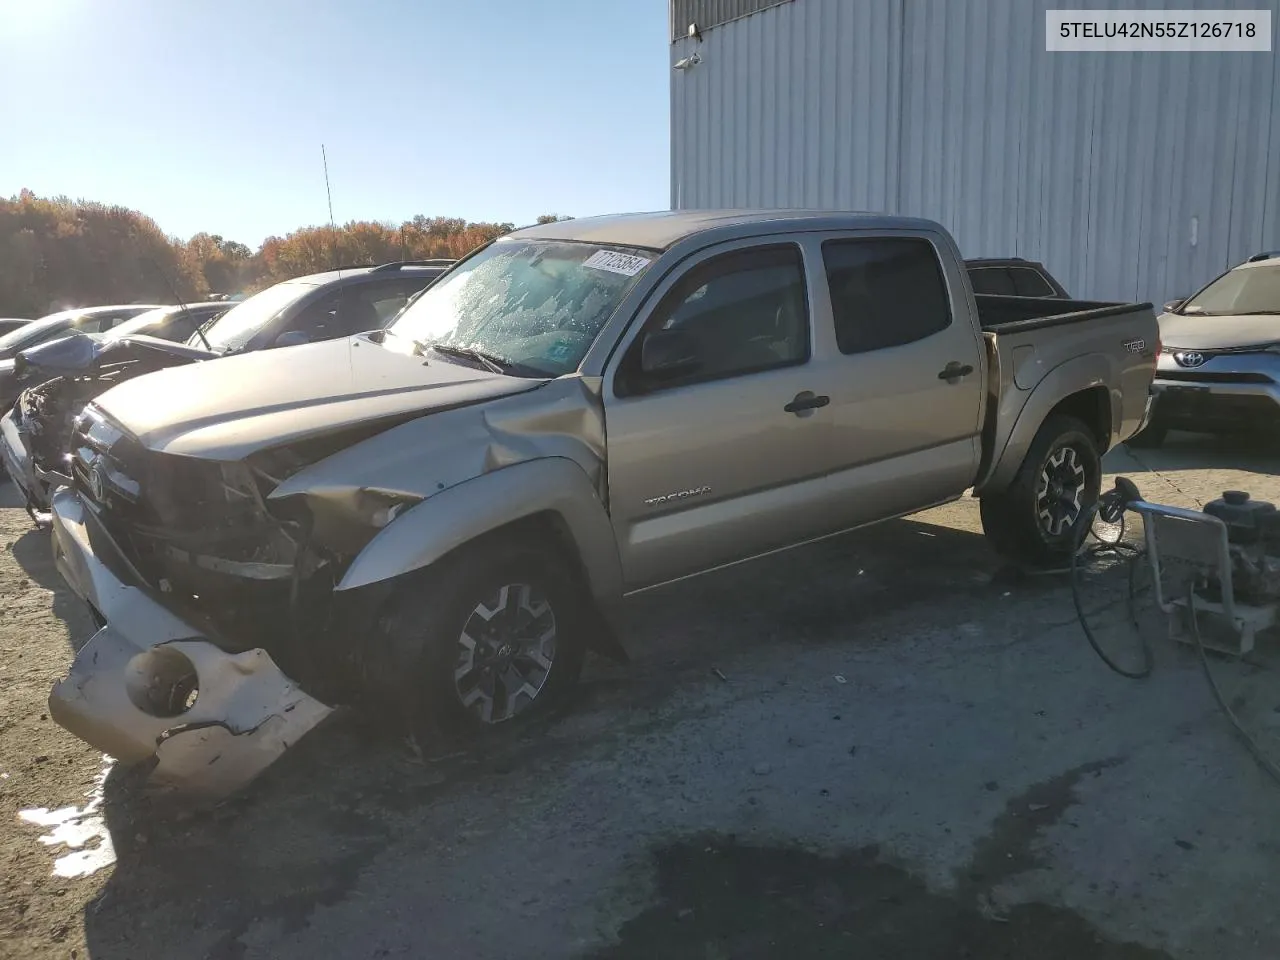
top-left (669, 0), bottom-right (1280, 306)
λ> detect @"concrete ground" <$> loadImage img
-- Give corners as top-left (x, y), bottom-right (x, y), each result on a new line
top-left (3, 432), bottom-right (1280, 959)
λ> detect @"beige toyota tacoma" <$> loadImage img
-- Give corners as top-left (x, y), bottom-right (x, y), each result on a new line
top-left (46, 211), bottom-right (1158, 794)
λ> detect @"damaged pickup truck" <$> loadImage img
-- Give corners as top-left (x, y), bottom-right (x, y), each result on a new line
top-left (46, 211), bottom-right (1158, 796)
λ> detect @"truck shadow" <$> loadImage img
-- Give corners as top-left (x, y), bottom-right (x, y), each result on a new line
top-left (79, 514), bottom-right (1013, 959)
top-left (1116, 431), bottom-right (1280, 477)
top-left (7, 520), bottom-right (98, 652)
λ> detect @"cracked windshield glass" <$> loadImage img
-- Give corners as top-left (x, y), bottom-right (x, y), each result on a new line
top-left (386, 239), bottom-right (652, 376)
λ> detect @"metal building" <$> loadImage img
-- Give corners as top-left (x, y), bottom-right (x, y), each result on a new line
top-left (669, 0), bottom-right (1280, 306)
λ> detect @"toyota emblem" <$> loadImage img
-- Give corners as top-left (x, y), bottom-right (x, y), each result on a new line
top-left (87, 460), bottom-right (107, 502)
top-left (1174, 351), bottom-right (1207, 368)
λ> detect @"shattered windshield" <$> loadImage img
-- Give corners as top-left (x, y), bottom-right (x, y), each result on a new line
top-left (1181, 264), bottom-right (1280, 316)
top-left (386, 239), bottom-right (654, 377)
top-left (192, 280), bottom-right (316, 352)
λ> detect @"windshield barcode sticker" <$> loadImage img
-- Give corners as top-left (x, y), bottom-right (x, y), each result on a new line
top-left (582, 250), bottom-right (651, 277)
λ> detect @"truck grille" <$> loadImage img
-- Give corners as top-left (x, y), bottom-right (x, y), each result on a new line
top-left (68, 405), bottom-right (306, 648)
top-left (1159, 370), bottom-right (1273, 385)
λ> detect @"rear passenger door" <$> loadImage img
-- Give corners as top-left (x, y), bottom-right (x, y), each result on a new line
top-left (604, 240), bottom-right (835, 590)
top-left (817, 234), bottom-right (986, 528)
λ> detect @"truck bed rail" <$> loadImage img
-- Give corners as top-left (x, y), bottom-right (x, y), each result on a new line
top-left (977, 294), bottom-right (1154, 335)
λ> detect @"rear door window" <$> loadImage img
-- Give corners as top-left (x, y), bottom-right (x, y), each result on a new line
top-left (366, 278), bottom-right (435, 326)
top-left (823, 238), bottom-right (952, 354)
top-left (967, 267), bottom-right (1016, 296)
top-left (1009, 267), bottom-right (1056, 297)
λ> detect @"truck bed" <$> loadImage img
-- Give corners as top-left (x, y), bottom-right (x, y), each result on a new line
top-left (975, 293), bottom-right (1152, 334)
top-left (972, 294), bottom-right (1158, 491)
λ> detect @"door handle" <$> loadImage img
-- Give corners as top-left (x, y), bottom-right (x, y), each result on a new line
top-left (784, 391), bottom-right (830, 415)
top-left (937, 361), bottom-right (974, 383)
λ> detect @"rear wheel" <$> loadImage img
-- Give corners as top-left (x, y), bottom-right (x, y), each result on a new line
top-left (372, 541), bottom-right (587, 738)
top-left (980, 414), bottom-right (1102, 568)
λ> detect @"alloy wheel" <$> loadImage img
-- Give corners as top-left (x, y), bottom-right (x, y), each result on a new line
top-left (1036, 445), bottom-right (1086, 537)
top-left (452, 582), bottom-right (557, 724)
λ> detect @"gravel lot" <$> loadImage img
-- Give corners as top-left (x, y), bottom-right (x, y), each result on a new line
top-left (3, 433), bottom-right (1280, 960)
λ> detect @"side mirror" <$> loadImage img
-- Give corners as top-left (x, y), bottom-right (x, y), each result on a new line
top-left (274, 330), bottom-right (311, 348)
top-left (640, 328), bottom-right (701, 381)
top-left (1163, 299), bottom-right (1184, 314)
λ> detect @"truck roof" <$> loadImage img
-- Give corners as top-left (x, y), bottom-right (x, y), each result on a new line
top-left (512, 209), bottom-right (945, 251)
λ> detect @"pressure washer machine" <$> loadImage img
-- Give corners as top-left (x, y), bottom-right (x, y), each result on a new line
top-left (1074, 478), bottom-right (1280, 782)
top-left (1117, 484), bottom-right (1280, 657)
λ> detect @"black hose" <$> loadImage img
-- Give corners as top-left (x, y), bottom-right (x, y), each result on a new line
top-left (1070, 501), bottom-right (1154, 679)
top-left (1070, 495), bottom-right (1280, 784)
top-left (1187, 588), bottom-right (1280, 786)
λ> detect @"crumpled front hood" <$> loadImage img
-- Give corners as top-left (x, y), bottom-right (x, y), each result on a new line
top-left (93, 334), bottom-right (545, 460)
top-left (1159, 312), bottom-right (1280, 351)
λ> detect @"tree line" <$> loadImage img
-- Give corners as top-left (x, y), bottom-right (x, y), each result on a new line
top-left (0, 190), bottom-right (574, 317)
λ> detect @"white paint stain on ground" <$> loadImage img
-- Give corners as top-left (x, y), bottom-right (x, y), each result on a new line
top-left (18, 756), bottom-right (117, 878)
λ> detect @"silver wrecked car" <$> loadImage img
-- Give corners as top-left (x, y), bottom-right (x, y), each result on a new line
top-left (1133, 251), bottom-right (1280, 447)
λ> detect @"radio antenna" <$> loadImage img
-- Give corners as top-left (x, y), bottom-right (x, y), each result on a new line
top-left (147, 256), bottom-right (213, 351)
top-left (322, 144), bottom-right (339, 276)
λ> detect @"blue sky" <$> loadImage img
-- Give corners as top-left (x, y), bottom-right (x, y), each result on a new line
top-left (0, 0), bottom-right (671, 246)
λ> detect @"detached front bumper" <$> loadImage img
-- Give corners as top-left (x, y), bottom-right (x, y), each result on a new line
top-left (48, 487), bottom-right (334, 798)
top-left (1, 408), bottom-right (41, 509)
top-left (1, 406), bottom-right (73, 519)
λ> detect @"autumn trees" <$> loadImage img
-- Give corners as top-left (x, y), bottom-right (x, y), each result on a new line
top-left (0, 191), bottom-right (562, 317)
top-left (0, 190), bottom-right (198, 316)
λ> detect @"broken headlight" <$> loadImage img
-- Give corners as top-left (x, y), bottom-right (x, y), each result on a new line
top-left (349, 489), bottom-right (422, 530)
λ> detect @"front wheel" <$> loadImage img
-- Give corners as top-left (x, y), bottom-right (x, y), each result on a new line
top-left (980, 414), bottom-right (1102, 569)
top-left (372, 542), bottom-right (587, 738)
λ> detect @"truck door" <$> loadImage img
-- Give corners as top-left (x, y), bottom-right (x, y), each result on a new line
top-left (604, 240), bottom-right (836, 590)
top-left (815, 233), bottom-right (986, 528)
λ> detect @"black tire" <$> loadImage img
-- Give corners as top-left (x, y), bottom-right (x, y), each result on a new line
top-left (1125, 423), bottom-right (1167, 449)
top-left (980, 414), bottom-right (1102, 569)
top-left (371, 541), bottom-right (587, 739)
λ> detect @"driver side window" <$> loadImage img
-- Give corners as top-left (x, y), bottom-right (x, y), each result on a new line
top-left (280, 292), bottom-right (341, 342)
top-left (618, 244), bottom-right (809, 395)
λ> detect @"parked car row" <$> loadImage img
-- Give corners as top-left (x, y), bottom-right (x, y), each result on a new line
top-left (0, 304), bottom-right (170, 408)
top-left (13, 210), bottom-right (1159, 795)
top-left (2, 260), bottom-right (452, 517)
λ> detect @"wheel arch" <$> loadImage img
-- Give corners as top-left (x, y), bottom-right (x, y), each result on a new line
top-left (1049, 385), bottom-right (1112, 452)
top-left (978, 356), bottom-right (1115, 496)
top-left (334, 457), bottom-right (629, 660)
top-left (336, 457), bottom-right (622, 595)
